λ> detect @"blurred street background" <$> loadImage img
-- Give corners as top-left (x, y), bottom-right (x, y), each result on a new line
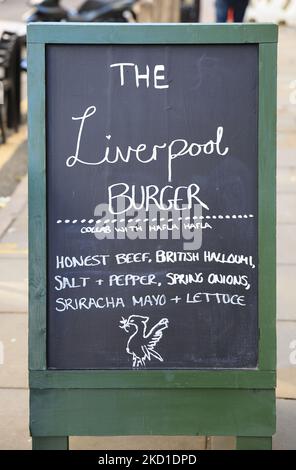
top-left (0, 0), bottom-right (81, 20)
top-left (0, 0), bottom-right (295, 450)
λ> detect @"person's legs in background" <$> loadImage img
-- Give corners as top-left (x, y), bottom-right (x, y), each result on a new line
top-left (215, 0), bottom-right (230, 22)
top-left (232, 0), bottom-right (249, 22)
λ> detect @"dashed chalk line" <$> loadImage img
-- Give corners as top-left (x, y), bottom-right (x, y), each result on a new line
top-left (56, 214), bottom-right (255, 224)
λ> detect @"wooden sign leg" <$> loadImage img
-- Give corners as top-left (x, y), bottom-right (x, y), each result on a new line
top-left (32, 437), bottom-right (69, 450)
top-left (236, 436), bottom-right (272, 450)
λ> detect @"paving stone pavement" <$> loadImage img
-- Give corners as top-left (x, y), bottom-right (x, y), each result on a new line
top-left (0, 21), bottom-right (295, 451)
top-left (276, 26), bottom-right (296, 408)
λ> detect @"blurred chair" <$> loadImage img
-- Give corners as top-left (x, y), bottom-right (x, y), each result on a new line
top-left (159, 0), bottom-right (181, 21)
top-left (246, 0), bottom-right (296, 24)
top-left (181, 0), bottom-right (200, 22)
top-left (133, 0), bottom-right (181, 22)
top-left (283, 0), bottom-right (296, 24)
top-left (0, 31), bottom-right (21, 136)
top-left (133, 0), bottom-right (155, 22)
top-left (0, 80), bottom-right (5, 143)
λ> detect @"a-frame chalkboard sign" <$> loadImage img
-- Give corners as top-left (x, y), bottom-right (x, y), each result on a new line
top-left (28, 23), bottom-right (277, 450)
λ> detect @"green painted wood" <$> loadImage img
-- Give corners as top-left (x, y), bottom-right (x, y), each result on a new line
top-left (258, 43), bottom-right (277, 372)
top-left (30, 370), bottom-right (276, 390)
top-left (29, 24), bottom-right (277, 382)
top-left (27, 23), bottom-right (278, 45)
top-left (28, 43), bottom-right (47, 371)
top-left (28, 26), bottom-right (277, 444)
top-left (30, 389), bottom-right (276, 437)
top-left (32, 437), bottom-right (69, 450)
top-left (236, 436), bottom-right (272, 450)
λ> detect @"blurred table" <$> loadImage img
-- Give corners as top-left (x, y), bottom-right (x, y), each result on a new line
top-left (0, 20), bottom-right (26, 130)
top-left (0, 20), bottom-right (26, 41)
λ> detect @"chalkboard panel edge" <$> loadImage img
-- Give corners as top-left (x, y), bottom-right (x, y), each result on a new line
top-left (28, 41), bottom-right (47, 371)
top-left (258, 42), bottom-right (277, 372)
top-left (27, 23), bottom-right (278, 45)
top-left (27, 26), bottom-right (278, 378)
top-left (29, 370), bottom-right (276, 390)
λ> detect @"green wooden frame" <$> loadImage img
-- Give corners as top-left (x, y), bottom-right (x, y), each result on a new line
top-left (28, 23), bottom-right (277, 447)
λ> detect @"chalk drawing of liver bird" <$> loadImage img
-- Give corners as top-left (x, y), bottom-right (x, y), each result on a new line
top-left (119, 315), bottom-right (169, 368)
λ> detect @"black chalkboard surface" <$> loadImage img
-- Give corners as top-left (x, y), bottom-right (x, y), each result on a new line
top-left (46, 44), bottom-right (258, 370)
